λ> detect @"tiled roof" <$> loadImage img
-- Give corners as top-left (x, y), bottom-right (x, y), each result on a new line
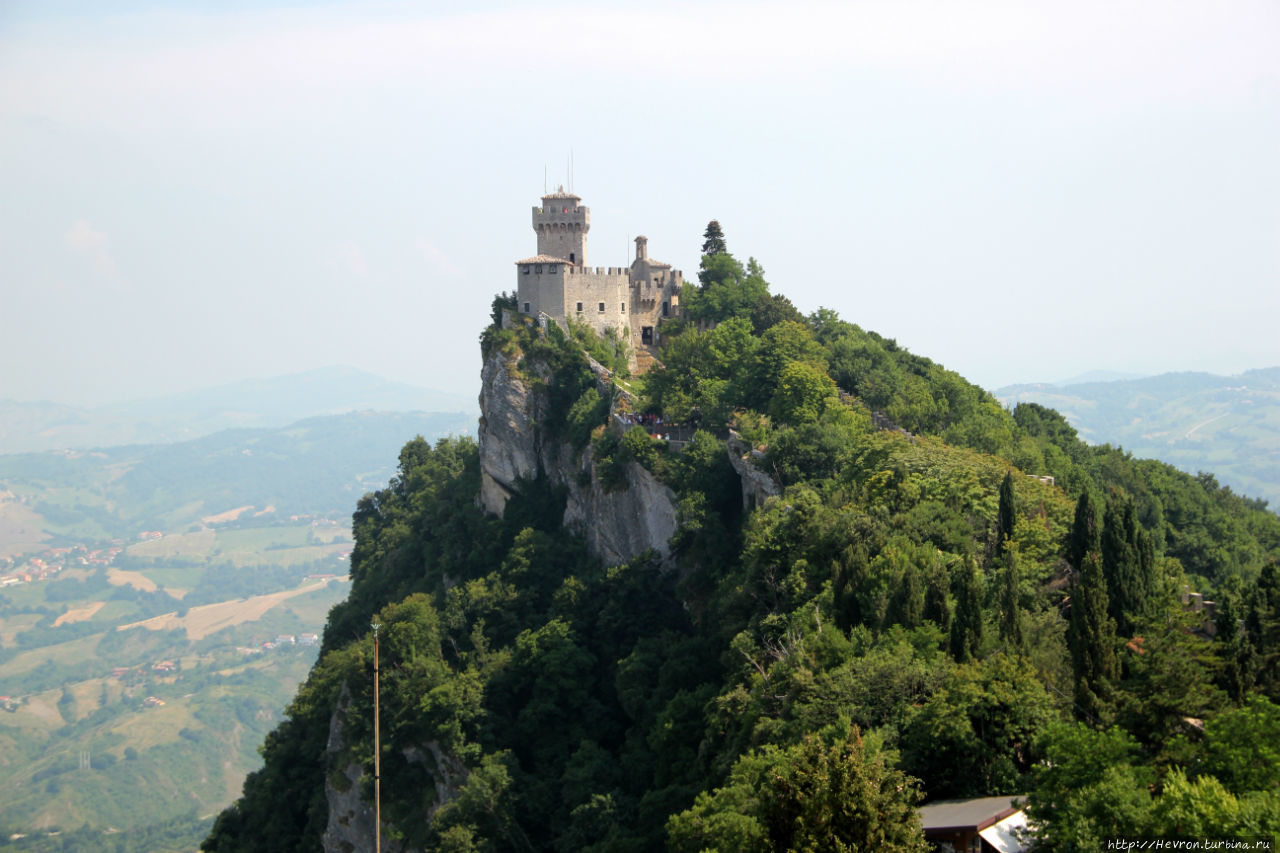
top-left (515, 255), bottom-right (569, 265)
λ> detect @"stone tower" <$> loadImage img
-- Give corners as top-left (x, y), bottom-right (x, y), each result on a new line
top-left (533, 189), bottom-right (588, 267)
top-left (515, 190), bottom-right (682, 372)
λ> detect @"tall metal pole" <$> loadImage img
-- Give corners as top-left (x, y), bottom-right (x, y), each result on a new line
top-left (371, 620), bottom-right (381, 853)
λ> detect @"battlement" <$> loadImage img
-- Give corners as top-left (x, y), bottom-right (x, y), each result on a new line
top-left (533, 207), bottom-right (589, 224)
top-left (566, 266), bottom-right (628, 277)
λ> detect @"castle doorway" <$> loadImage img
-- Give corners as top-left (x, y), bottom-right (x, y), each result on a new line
top-left (641, 326), bottom-right (654, 345)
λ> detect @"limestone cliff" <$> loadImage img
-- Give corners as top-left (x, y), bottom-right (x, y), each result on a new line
top-left (322, 687), bottom-right (466, 853)
top-left (477, 345), bottom-right (680, 569)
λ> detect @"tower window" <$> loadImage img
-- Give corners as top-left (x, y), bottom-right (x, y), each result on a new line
top-left (576, 302), bottom-right (583, 313)
top-left (534, 264), bottom-right (542, 274)
top-left (523, 302), bottom-right (530, 313)
top-left (569, 252), bottom-right (575, 264)
top-left (548, 264), bottom-right (558, 273)
top-left (621, 302), bottom-right (626, 313)
top-left (521, 265), bottom-right (530, 274)
top-left (598, 302), bottom-right (605, 313)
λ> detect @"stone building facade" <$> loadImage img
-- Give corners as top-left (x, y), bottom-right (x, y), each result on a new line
top-left (515, 190), bottom-right (682, 363)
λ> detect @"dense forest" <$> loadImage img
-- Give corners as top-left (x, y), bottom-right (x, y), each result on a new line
top-left (203, 225), bottom-right (1280, 852)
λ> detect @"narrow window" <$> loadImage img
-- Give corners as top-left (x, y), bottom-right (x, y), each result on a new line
top-left (598, 302), bottom-right (605, 312)
top-left (523, 302), bottom-right (530, 313)
top-left (662, 301), bottom-right (669, 316)
top-left (521, 265), bottom-right (530, 275)
top-left (548, 264), bottom-right (557, 273)
top-left (621, 302), bottom-right (626, 313)
top-left (535, 264), bottom-right (542, 274)
top-left (569, 252), bottom-right (575, 264)
top-left (576, 302), bottom-right (583, 313)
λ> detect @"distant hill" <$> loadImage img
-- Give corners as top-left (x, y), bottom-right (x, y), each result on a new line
top-left (0, 409), bottom-right (478, 547)
top-left (0, 366), bottom-right (477, 455)
top-left (998, 367), bottom-right (1280, 509)
top-left (0, 408), bottom-right (476, 847)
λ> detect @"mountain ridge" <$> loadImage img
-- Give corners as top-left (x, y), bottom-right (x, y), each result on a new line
top-left (0, 366), bottom-right (477, 456)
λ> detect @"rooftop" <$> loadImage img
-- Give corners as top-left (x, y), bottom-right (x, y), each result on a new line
top-left (516, 254), bottom-right (570, 265)
top-left (919, 795), bottom-right (1023, 832)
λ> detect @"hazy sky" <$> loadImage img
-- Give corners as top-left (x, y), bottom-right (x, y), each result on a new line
top-left (2, 0), bottom-right (1278, 406)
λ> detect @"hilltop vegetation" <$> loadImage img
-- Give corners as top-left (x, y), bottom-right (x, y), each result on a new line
top-left (207, 228), bottom-right (1280, 852)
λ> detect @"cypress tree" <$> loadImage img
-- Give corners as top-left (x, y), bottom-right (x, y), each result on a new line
top-left (1247, 560), bottom-right (1280, 698)
top-left (1066, 489), bottom-right (1101, 572)
top-left (1067, 551), bottom-right (1118, 723)
top-left (1214, 596), bottom-right (1255, 703)
top-left (834, 544), bottom-right (870, 631)
top-left (949, 554), bottom-right (983, 663)
top-left (996, 472), bottom-right (1016, 557)
top-left (924, 562), bottom-right (952, 636)
top-left (999, 547), bottom-right (1024, 650)
top-left (1101, 494), bottom-right (1155, 636)
top-left (892, 563), bottom-right (924, 629)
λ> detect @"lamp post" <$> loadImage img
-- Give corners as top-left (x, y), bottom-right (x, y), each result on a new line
top-left (371, 620), bottom-right (381, 853)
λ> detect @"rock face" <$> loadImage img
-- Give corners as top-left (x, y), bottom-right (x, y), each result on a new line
top-left (322, 686), bottom-right (413, 853)
top-left (322, 688), bottom-right (465, 853)
top-left (726, 433), bottom-right (782, 511)
top-left (478, 346), bottom-right (680, 569)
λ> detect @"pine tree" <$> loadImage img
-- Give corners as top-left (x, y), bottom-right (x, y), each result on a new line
top-left (996, 472), bottom-right (1016, 557)
top-left (1067, 551), bottom-right (1118, 723)
top-left (701, 220), bottom-right (726, 256)
top-left (950, 554), bottom-right (983, 663)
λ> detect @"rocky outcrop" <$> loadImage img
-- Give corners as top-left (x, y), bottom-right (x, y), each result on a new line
top-left (323, 686), bottom-right (402, 853)
top-left (477, 351), bottom-right (547, 517)
top-left (478, 345), bottom-right (681, 569)
top-left (726, 432), bottom-right (781, 511)
top-left (322, 688), bottom-right (466, 853)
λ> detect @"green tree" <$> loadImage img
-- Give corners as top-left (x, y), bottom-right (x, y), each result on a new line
top-left (901, 655), bottom-right (1056, 798)
top-left (1101, 493), bottom-right (1156, 636)
top-left (1024, 722), bottom-right (1153, 852)
top-left (1067, 489), bottom-right (1101, 571)
top-left (1067, 551), bottom-right (1118, 724)
top-left (999, 546), bottom-right (1024, 650)
top-left (769, 360), bottom-right (838, 426)
top-left (949, 554), bottom-right (983, 663)
top-left (667, 727), bottom-right (928, 853)
top-left (1199, 695), bottom-right (1280, 794)
top-left (701, 220), bottom-right (727, 256)
top-left (923, 561), bottom-right (952, 636)
top-left (1247, 560), bottom-right (1280, 700)
top-left (996, 472), bottom-right (1016, 557)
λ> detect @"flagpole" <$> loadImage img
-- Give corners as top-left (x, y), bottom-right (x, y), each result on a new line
top-left (371, 620), bottom-right (381, 852)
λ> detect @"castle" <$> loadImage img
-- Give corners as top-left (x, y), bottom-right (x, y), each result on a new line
top-left (515, 190), bottom-right (683, 364)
